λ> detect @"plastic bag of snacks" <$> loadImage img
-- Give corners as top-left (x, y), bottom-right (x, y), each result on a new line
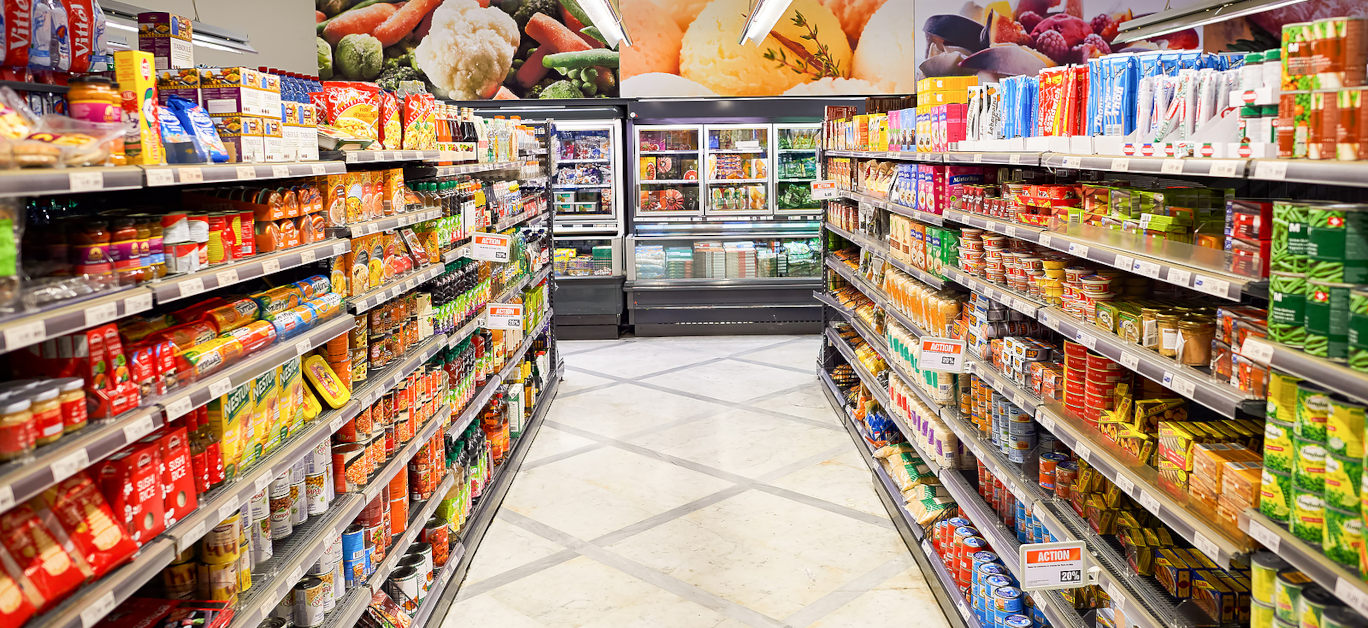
top-left (323, 81), bottom-right (379, 142)
top-left (25, 115), bottom-right (124, 168)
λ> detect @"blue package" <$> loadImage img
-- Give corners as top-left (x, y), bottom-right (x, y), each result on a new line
top-left (157, 105), bottom-right (201, 164)
top-left (167, 96), bottom-right (230, 163)
top-left (1087, 58), bottom-right (1103, 136)
top-left (1137, 51), bottom-right (1163, 79)
top-left (1025, 76), bottom-right (1040, 138)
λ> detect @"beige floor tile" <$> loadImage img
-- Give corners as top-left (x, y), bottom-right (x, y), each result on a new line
top-left (807, 561), bottom-right (953, 628)
top-left (754, 379), bottom-right (843, 423)
top-left (503, 446), bottom-right (734, 539)
top-left (737, 338), bottom-right (822, 370)
top-left (523, 425), bottom-right (599, 463)
top-left (641, 359), bottom-right (816, 404)
top-left (545, 382), bottom-right (728, 439)
top-left (461, 515), bottom-right (570, 586)
top-left (624, 407), bottom-right (843, 479)
top-left (604, 490), bottom-right (909, 618)
top-left (556, 370), bottom-right (617, 396)
top-left (566, 342), bottom-right (715, 379)
top-left (647, 335), bottom-right (809, 356)
top-left (478, 555), bottom-right (748, 627)
top-left (442, 593), bottom-right (545, 628)
top-left (560, 338), bottom-right (637, 355)
top-left (766, 450), bottom-right (888, 519)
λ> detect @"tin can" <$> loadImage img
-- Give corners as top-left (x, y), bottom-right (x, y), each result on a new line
top-left (423, 517), bottom-right (450, 565)
top-left (342, 524), bottom-right (365, 588)
top-left (290, 479), bottom-right (308, 525)
top-left (313, 568), bottom-right (337, 614)
top-left (958, 536), bottom-right (988, 585)
top-left (1251, 552), bottom-right (1290, 605)
top-left (197, 560), bottom-right (239, 603)
top-left (293, 576), bottom-right (327, 628)
top-left (250, 515), bottom-right (272, 565)
top-left (398, 554), bottom-right (427, 590)
top-left (262, 619), bottom-right (289, 628)
top-left (386, 566), bottom-right (423, 613)
top-left (1055, 461), bottom-right (1078, 499)
top-left (1003, 614), bottom-right (1032, 628)
top-left (1275, 568), bottom-right (1313, 622)
top-left (270, 478), bottom-right (294, 540)
top-left (334, 443), bottom-right (367, 494)
top-left (309, 440), bottom-right (331, 475)
top-left (161, 560), bottom-right (197, 600)
top-left (1038, 452), bottom-right (1067, 490)
top-left (237, 538), bottom-right (253, 594)
top-left (364, 522), bottom-right (386, 566)
top-left (306, 471), bottom-right (330, 515)
top-left (200, 514), bottom-right (242, 564)
top-left (333, 558), bottom-right (347, 604)
top-left (206, 213), bottom-right (228, 265)
top-left (390, 495), bottom-right (408, 537)
top-left (408, 542), bottom-right (434, 586)
top-left (238, 210), bottom-right (255, 258)
top-left (1324, 606), bottom-right (1368, 628)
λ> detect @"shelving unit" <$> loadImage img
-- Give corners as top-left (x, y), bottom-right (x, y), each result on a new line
top-left (150, 239), bottom-right (351, 304)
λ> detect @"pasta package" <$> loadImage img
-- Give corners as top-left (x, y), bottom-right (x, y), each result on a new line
top-left (378, 90), bottom-right (400, 151)
top-left (322, 81), bottom-right (378, 142)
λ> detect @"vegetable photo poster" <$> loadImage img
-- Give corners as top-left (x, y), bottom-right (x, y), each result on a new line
top-left (315, 0), bottom-right (620, 100)
top-left (618, 0), bottom-right (918, 97)
top-left (912, 0), bottom-right (1201, 82)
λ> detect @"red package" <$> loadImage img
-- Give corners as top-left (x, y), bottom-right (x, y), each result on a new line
top-left (4, 2), bottom-right (31, 68)
top-left (128, 342), bottom-right (158, 399)
top-left (0, 503), bottom-right (88, 611)
top-left (198, 406), bottom-right (225, 488)
top-left (66, 0), bottom-right (96, 74)
top-left (97, 441), bottom-right (165, 545)
top-left (146, 426), bottom-right (198, 525)
top-left (322, 81), bottom-right (379, 142)
top-left (0, 547), bottom-right (37, 625)
top-left (38, 473), bottom-right (138, 579)
top-left (402, 94), bottom-right (434, 150)
top-left (378, 90), bottom-right (400, 151)
top-left (97, 598), bottom-right (234, 628)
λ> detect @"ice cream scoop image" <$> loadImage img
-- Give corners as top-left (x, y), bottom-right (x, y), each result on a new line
top-left (623, 4), bottom-right (684, 75)
top-left (851, 0), bottom-right (918, 92)
top-left (680, 0), bottom-right (851, 96)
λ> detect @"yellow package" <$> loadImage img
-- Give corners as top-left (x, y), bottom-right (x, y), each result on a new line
top-left (303, 355), bottom-right (350, 409)
top-left (236, 381), bottom-right (258, 470)
top-left (207, 382), bottom-right (252, 479)
top-left (253, 368), bottom-right (279, 455)
top-left (279, 356), bottom-right (303, 433)
top-left (302, 384), bottom-right (322, 421)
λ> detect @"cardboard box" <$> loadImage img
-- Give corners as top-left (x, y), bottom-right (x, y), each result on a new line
top-left (114, 50), bottom-right (165, 165)
top-left (138, 12), bottom-right (193, 70)
top-left (144, 427), bottom-right (197, 526)
top-left (98, 441), bottom-right (165, 545)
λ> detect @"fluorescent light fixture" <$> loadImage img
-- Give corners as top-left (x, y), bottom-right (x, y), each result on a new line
top-left (1112, 0), bottom-right (1307, 44)
top-left (99, 0), bottom-right (258, 55)
top-left (739, 0), bottom-right (794, 46)
top-left (578, 0), bottom-right (631, 48)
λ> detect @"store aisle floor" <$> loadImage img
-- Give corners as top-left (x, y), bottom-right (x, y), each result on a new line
top-left (441, 335), bottom-right (952, 628)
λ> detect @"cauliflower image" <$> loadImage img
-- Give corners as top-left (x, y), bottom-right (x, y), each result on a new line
top-left (414, 0), bottom-right (519, 99)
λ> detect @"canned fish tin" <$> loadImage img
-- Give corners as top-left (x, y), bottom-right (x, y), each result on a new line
top-left (1038, 452), bottom-right (1067, 490)
top-left (1292, 488), bottom-right (1327, 543)
top-left (1293, 437), bottom-right (1327, 492)
top-left (306, 471), bottom-right (329, 515)
top-left (1261, 467), bottom-right (1294, 523)
top-left (293, 576), bottom-right (327, 628)
top-left (1055, 461), bottom-right (1078, 499)
top-left (1324, 606), bottom-right (1368, 628)
top-left (1251, 552), bottom-right (1290, 605)
top-left (993, 586), bottom-right (1024, 613)
top-left (386, 566), bottom-right (423, 613)
top-left (1003, 614), bottom-right (1032, 628)
top-left (1324, 505), bottom-right (1364, 569)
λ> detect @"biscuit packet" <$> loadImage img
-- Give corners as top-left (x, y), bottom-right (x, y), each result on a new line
top-left (0, 501), bottom-right (90, 611)
top-left (38, 473), bottom-right (137, 579)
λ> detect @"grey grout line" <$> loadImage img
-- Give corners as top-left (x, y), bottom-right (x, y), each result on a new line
top-left (727, 356), bottom-right (820, 375)
top-left (588, 485), bottom-right (749, 547)
top-left (549, 379), bottom-right (624, 399)
top-left (455, 547), bottom-right (580, 600)
top-left (781, 557), bottom-right (915, 627)
top-left (519, 442), bottom-right (606, 471)
top-left (558, 339), bottom-right (638, 357)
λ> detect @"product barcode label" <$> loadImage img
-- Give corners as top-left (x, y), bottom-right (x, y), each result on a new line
top-left (1115, 474), bottom-right (1135, 496)
top-left (1132, 259), bottom-right (1161, 278)
top-left (255, 473), bottom-right (272, 492)
top-left (300, 250), bottom-right (316, 264)
top-left (125, 291), bottom-right (153, 313)
top-left (1241, 337), bottom-right (1275, 365)
top-left (272, 165), bottom-right (291, 178)
top-left (0, 486), bottom-right (12, 513)
top-left (1009, 154), bottom-right (1022, 164)
top-left (1161, 159), bottom-right (1184, 174)
top-left (52, 449), bottom-right (90, 482)
top-left (182, 520), bottom-right (207, 545)
top-left (122, 414), bottom-right (156, 443)
top-left (262, 259), bottom-right (281, 274)
top-left (179, 167), bottom-right (204, 183)
top-left (1254, 160), bottom-right (1289, 180)
top-left (218, 501), bottom-right (239, 523)
top-left (69, 170), bottom-right (105, 192)
top-left (1036, 411), bottom-right (1054, 432)
top-left (973, 153), bottom-right (984, 163)
top-left (1112, 255), bottom-right (1133, 272)
top-left (1111, 158), bottom-right (1130, 171)
top-left (1120, 352), bottom-right (1140, 370)
top-left (235, 165), bottom-right (256, 180)
top-left (1068, 243), bottom-right (1089, 257)
top-left (1194, 276), bottom-right (1231, 298)
top-left (1105, 581), bottom-right (1125, 608)
top-left (1004, 224), bottom-right (1017, 237)
top-left (329, 415), bottom-right (346, 433)
top-left (1335, 579), bottom-right (1368, 616)
top-left (1074, 331), bottom-right (1097, 350)
top-left (1075, 442), bottom-right (1092, 462)
top-left (144, 169), bottom-right (174, 186)
top-left (1192, 533), bottom-right (1220, 560)
top-left (1209, 160), bottom-right (1241, 177)
top-left (215, 268), bottom-right (239, 287)
top-left (1138, 490), bottom-right (1161, 512)
top-left (164, 397), bottom-right (193, 419)
top-left (1038, 234), bottom-right (1052, 248)
top-left (1166, 267), bottom-right (1192, 286)
top-left (1247, 520), bottom-right (1280, 551)
top-left (86, 301), bottom-right (120, 326)
top-left (208, 378), bottom-right (232, 398)
top-left (80, 591), bottom-right (117, 628)
top-left (1061, 156), bottom-right (1081, 169)
top-left (3, 320), bottom-right (45, 350)
top-left (178, 277), bottom-right (205, 298)
top-left (295, 339), bottom-right (312, 356)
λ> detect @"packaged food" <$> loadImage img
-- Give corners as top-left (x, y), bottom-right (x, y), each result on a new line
top-left (0, 503), bottom-right (86, 611)
top-left (225, 320), bottom-right (278, 354)
top-left (0, 550), bottom-right (36, 625)
top-left (182, 337), bottom-right (246, 379)
top-left (166, 95), bottom-right (228, 163)
top-left (302, 355), bottom-right (349, 409)
top-left (323, 82), bottom-right (378, 142)
top-left (152, 320), bottom-right (218, 351)
top-left (203, 298), bottom-right (259, 334)
top-left (39, 473), bottom-right (137, 579)
top-left (377, 90), bottom-right (400, 151)
top-left (113, 50), bottom-right (164, 165)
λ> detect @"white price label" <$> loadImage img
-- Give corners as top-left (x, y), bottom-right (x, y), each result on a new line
top-left (1105, 581), bottom-right (1125, 608)
top-left (0, 486), bottom-right (11, 513)
top-left (312, 163), bottom-right (328, 175)
top-left (300, 250), bottom-right (316, 264)
top-left (1133, 259), bottom-right (1161, 278)
top-left (69, 170), bottom-right (105, 192)
top-left (125, 291), bottom-right (153, 313)
top-left (1162, 372), bottom-right (1196, 397)
top-left (1161, 159), bottom-right (1184, 174)
top-left (1248, 520), bottom-right (1280, 551)
top-left (262, 259), bottom-right (281, 274)
top-left (145, 168), bottom-right (174, 186)
top-left (485, 303), bottom-right (524, 330)
top-left (164, 396), bottom-right (193, 419)
top-left (86, 301), bottom-right (120, 326)
top-left (1074, 331), bottom-right (1097, 350)
top-left (218, 501), bottom-right (239, 522)
top-left (215, 268), bottom-right (239, 287)
top-left (52, 449), bottom-right (89, 482)
top-left (179, 167), bottom-right (203, 183)
top-left (1166, 267), bottom-right (1192, 286)
top-left (1194, 276), bottom-right (1231, 298)
top-left (178, 277), bottom-right (205, 298)
top-left (973, 153), bottom-right (984, 163)
top-left (208, 378), bottom-right (232, 398)
top-left (1139, 214), bottom-right (1155, 230)
top-left (1209, 160), bottom-right (1241, 177)
top-left (1120, 352), bottom-right (1140, 370)
top-left (182, 520), bottom-right (207, 544)
top-left (1075, 442), bottom-right (1092, 462)
top-left (122, 414), bottom-right (156, 442)
top-left (1009, 154), bottom-right (1023, 164)
top-left (1254, 160), bottom-right (1289, 180)
top-left (3, 320), bottom-right (45, 350)
top-left (1241, 337), bottom-right (1275, 365)
top-left (272, 165), bottom-right (291, 178)
top-left (1336, 579), bottom-right (1368, 617)
top-left (236, 165), bottom-right (257, 179)
top-left (80, 591), bottom-right (117, 628)
top-left (1192, 533), bottom-right (1219, 560)
top-left (329, 415), bottom-right (345, 433)
top-left (1061, 156), bottom-right (1081, 169)
top-left (1111, 158), bottom-right (1130, 171)
top-left (1112, 255), bottom-right (1133, 271)
top-left (735, 140), bottom-right (761, 151)
top-left (295, 339), bottom-right (312, 356)
top-left (1004, 224), bottom-right (1017, 237)
top-left (255, 473), bottom-right (272, 492)
top-left (1037, 234), bottom-right (1053, 248)
top-left (1138, 490), bottom-right (1161, 513)
top-left (1115, 474), bottom-right (1135, 496)
top-left (1068, 243), bottom-right (1089, 258)
top-left (1037, 412), bottom-right (1055, 434)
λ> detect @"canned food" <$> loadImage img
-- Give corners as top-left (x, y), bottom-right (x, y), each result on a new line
top-left (342, 524), bottom-right (365, 588)
top-left (334, 442), bottom-right (367, 494)
top-left (423, 517), bottom-right (449, 565)
top-left (290, 479), bottom-right (308, 525)
top-left (196, 560), bottom-right (239, 603)
top-left (293, 576), bottom-right (327, 628)
top-left (199, 514), bottom-right (242, 564)
top-left (408, 542), bottom-right (433, 586)
top-left (306, 471), bottom-right (330, 515)
top-left (385, 566), bottom-right (423, 613)
top-left (1251, 551), bottom-right (1290, 605)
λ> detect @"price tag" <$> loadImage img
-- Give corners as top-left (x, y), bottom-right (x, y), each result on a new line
top-left (1018, 541), bottom-right (1089, 590)
top-left (295, 339), bottom-right (313, 356)
top-left (178, 277), bottom-right (205, 298)
top-left (329, 414), bottom-right (346, 434)
top-left (80, 591), bottom-right (117, 628)
top-left (919, 337), bottom-right (966, 373)
top-left (1241, 336), bottom-right (1275, 365)
top-left (312, 163), bottom-right (328, 175)
top-left (735, 140), bottom-right (761, 151)
top-left (1171, 376), bottom-right (1197, 398)
top-left (1161, 159), bottom-right (1184, 174)
top-left (52, 449), bottom-right (89, 482)
top-left (262, 259), bottom-right (281, 274)
top-left (1247, 519), bottom-right (1280, 551)
top-left (255, 473), bottom-right (273, 492)
top-left (1138, 490), bottom-right (1161, 512)
top-left (145, 168), bottom-right (174, 186)
top-left (218, 501), bottom-right (239, 523)
top-left (3, 320), bottom-right (45, 350)
top-left (215, 268), bottom-right (239, 287)
top-left (1074, 331), bottom-right (1097, 350)
top-left (1120, 352), bottom-right (1140, 370)
top-left (235, 165), bottom-right (256, 179)
top-left (1132, 259), bottom-right (1161, 278)
top-left (484, 303), bottom-right (524, 330)
top-left (1115, 474), bottom-right (1135, 496)
top-left (471, 232), bottom-right (511, 262)
top-left (69, 170), bottom-right (105, 192)
top-left (86, 300), bottom-right (119, 326)
top-left (1335, 579), bottom-right (1368, 617)
top-left (1254, 160), bottom-right (1289, 180)
top-left (272, 165), bottom-right (291, 178)
top-left (208, 378), bottom-right (232, 399)
top-left (0, 486), bottom-right (12, 513)
top-left (1009, 154), bottom-right (1023, 165)
top-left (1111, 158), bottom-right (1130, 171)
top-left (1105, 581), bottom-right (1126, 608)
top-left (122, 413), bottom-right (156, 442)
top-left (179, 167), bottom-right (203, 183)
top-left (1075, 442), bottom-right (1092, 462)
top-left (1194, 275), bottom-right (1231, 298)
top-left (1192, 533), bottom-right (1220, 560)
top-left (164, 396), bottom-right (193, 420)
top-left (1209, 160), bottom-right (1241, 177)
top-left (125, 291), bottom-right (153, 313)
top-left (1004, 224), bottom-right (1017, 237)
top-left (1166, 267), bottom-right (1192, 286)
top-left (300, 249), bottom-right (316, 264)
top-left (181, 519), bottom-right (207, 545)
top-left (1110, 255), bottom-right (1133, 272)
top-left (973, 153), bottom-right (984, 163)
top-left (1061, 156), bottom-right (1081, 169)
top-left (1068, 243), bottom-right (1089, 258)
top-left (810, 180), bottom-right (838, 200)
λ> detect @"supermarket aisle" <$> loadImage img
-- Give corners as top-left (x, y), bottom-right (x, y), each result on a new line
top-left (441, 335), bottom-right (951, 627)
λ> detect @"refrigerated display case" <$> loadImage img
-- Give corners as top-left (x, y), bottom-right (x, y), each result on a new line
top-left (635, 124), bottom-right (704, 219)
top-left (704, 124), bottom-right (771, 217)
top-left (552, 120), bottom-right (623, 234)
top-left (774, 123), bottom-right (821, 213)
top-left (553, 235), bottom-right (625, 339)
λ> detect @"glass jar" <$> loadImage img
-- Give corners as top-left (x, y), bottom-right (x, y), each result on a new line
top-left (1140, 307), bottom-right (1165, 350)
top-left (133, 217), bottom-right (152, 283)
top-left (1178, 319), bottom-right (1216, 367)
top-left (30, 384), bottom-right (62, 446)
top-left (58, 377), bottom-right (87, 433)
top-left (142, 215), bottom-right (166, 279)
top-left (68, 76), bottom-right (122, 124)
top-left (0, 396), bottom-right (33, 462)
top-left (71, 219), bottom-right (111, 278)
top-left (1157, 313), bottom-right (1183, 358)
top-left (110, 217), bottom-right (142, 286)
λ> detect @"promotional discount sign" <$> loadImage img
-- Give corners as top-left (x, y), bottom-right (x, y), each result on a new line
top-left (1018, 541), bottom-right (1089, 590)
top-left (918, 337), bottom-right (966, 373)
top-left (810, 180), bottom-right (838, 200)
top-left (485, 303), bottom-right (523, 330)
top-left (470, 232), bottom-right (511, 263)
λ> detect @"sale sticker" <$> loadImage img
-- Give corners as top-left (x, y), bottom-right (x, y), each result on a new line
top-left (918, 337), bottom-right (966, 373)
top-left (1019, 541), bottom-right (1089, 590)
top-left (484, 303), bottom-right (524, 330)
top-left (811, 180), bottom-right (838, 200)
top-left (470, 232), bottom-right (511, 263)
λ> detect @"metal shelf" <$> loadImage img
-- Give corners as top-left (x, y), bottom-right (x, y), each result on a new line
top-left (1248, 159), bottom-right (1368, 188)
top-left (842, 190), bottom-right (947, 227)
top-left (554, 183), bottom-right (611, 189)
top-left (965, 355), bottom-right (1042, 419)
top-left (556, 158), bottom-right (609, 164)
top-left (823, 257), bottom-right (937, 341)
top-left (364, 471), bottom-right (457, 598)
top-left (444, 244), bottom-right (471, 263)
top-left (638, 150), bottom-right (698, 155)
top-left (0, 404), bottom-right (161, 511)
top-left (1241, 336), bottom-right (1368, 407)
top-left (362, 403), bottom-right (449, 503)
top-left (347, 264), bottom-right (445, 315)
top-left (495, 208), bottom-right (548, 232)
top-left (150, 239), bottom-right (349, 304)
top-left (1034, 306), bottom-right (1262, 419)
top-left (1240, 509), bottom-right (1368, 617)
top-left (331, 208), bottom-right (443, 237)
top-left (143, 161), bottom-right (346, 186)
top-left (706, 178), bottom-right (768, 184)
top-left (826, 222), bottom-right (944, 291)
top-left (0, 165), bottom-right (147, 197)
top-left (432, 161), bottom-right (523, 177)
top-left (940, 267), bottom-right (1043, 318)
top-left (1034, 401), bottom-right (1253, 568)
top-left (410, 543), bottom-right (467, 627)
top-left (1040, 154), bottom-right (1247, 179)
top-left (0, 287), bottom-right (154, 354)
top-left (638, 179), bottom-right (696, 184)
top-left (446, 315), bottom-right (486, 350)
top-left (824, 326), bottom-right (893, 411)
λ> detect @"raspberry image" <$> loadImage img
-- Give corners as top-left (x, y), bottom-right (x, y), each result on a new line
top-left (1090, 14), bottom-right (1118, 42)
top-left (1031, 14), bottom-right (1091, 47)
top-left (1034, 28), bottom-right (1070, 63)
top-left (1070, 42), bottom-right (1106, 64)
top-left (1084, 33), bottom-right (1111, 54)
top-left (1019, 11), bottom-right (1045, 33)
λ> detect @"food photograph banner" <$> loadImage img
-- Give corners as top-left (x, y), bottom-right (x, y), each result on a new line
top-left (315, 0), bottom-right (621, 100)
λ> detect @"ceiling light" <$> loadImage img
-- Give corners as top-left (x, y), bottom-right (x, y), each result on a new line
top-left (739, 0), bottom-right (794, 46)
top-left (578, 0), bottom-right (631, 48)
top-left (1113, 0), bottom-right (1307, 44)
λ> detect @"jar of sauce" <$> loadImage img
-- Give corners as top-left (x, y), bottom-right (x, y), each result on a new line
top-left (1178, 319), bottom-right (1216, 367)
top-left (67, 76), bottom-right (126, 165)
top-left (140, 215), bottom-right (166, 279)
top-left (71, 219), bottom-right (111, 278)
top-left (110, 217), bottom-right (142, 286)
top-left (1157, 313), bottom-right (1183, 359)
top-left (58, 377), bottom-right (87, 434)
top-left (30, 384), bottom-right (62, 446)
top-left (0, 396), bottom-right (33, 462)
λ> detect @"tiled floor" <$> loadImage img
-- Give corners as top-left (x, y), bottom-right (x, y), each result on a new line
top-left (441, 335), bottom-right (951, 627)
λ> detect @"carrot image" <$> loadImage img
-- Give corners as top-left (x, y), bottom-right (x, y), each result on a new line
top-left (322, 3), bottom-right (396, 45)
top-left (373, 0), bottom-right (440, 47)
top-left (493, 86), bottom-right (519, 99)
top-left (527, 12), bottom-right (590, 52)
top-left (515, 48), bottom-right (551, 88)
